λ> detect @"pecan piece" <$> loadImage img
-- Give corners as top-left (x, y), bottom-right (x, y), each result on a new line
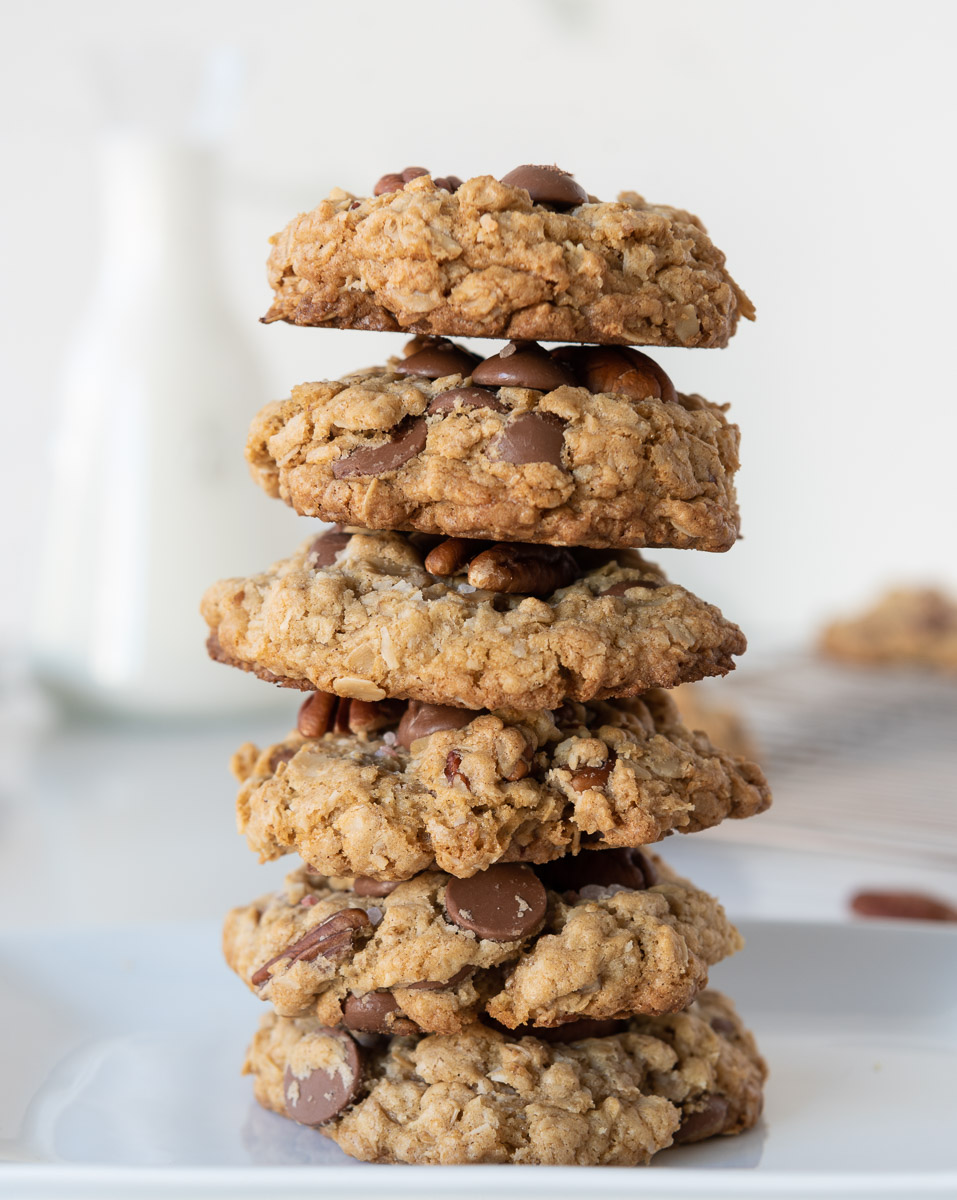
top-left (424, 537), bottom-right (486, 577)
top-left (444, 750), bottom-right (471, 790)
top-left (569, 751), bottom-right (617, 793)
top-left (467, 543), bottom-right (579, 596)
top-left (251, 909), bottom-right (372, 987)
top-left (297, 692), bottom-right (338, 738)
top-left (347, 697), bottom-right (405, 734)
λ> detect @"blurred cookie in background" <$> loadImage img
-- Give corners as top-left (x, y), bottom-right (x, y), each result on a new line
top-left (820, 587), bottom-right (957, 674)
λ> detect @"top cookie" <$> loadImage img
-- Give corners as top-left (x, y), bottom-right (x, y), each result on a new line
top-left (262, 166), bottom-right (754, 347)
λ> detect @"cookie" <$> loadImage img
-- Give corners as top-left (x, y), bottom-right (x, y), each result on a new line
top-left (246, 340), bottom-right (741, 552)
top-left (670, 683), bottom-right (760, 762)
top-left (231, 689), bottom-right (770, 880)
top-left (820, 586), bottom-right (957, 673)
top-left (223, 850), bottom-right (742, 1033)
top-left (201, 528), bottom-right (746, 710)
top-left (262, 167), bottom-right (754, 348)
top-left (243, 988), bottom-right (765, 1164)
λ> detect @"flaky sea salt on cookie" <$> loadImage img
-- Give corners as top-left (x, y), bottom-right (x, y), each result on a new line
top-left (246, 338), bottom-right (741, 552)
top-left (262, 164), bottom-right (753, 348)
top-left (201, 528), bottom-right (746, 710)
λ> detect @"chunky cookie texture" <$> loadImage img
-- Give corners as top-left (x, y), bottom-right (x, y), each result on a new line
top-left (231, 689), bottom-right (770, 880)
top-left (223, 852), bottom-right (742, 1033)
top-left (262, 172), bottom-right (754, 348)
top-left (243, 988), bottom-right (765, 1164)
top-left (820, 586), bottom-right (957, 673)
top-left (201, 529), bottom-right (746, 710)
top-left (246, 343), bottom-right (741, 552)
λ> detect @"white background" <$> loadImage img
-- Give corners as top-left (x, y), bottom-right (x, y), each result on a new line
top-left (2, 0), bottom-right (956, 656)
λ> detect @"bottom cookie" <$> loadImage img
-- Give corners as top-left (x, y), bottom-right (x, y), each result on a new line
top-left (244, 988), bottom-right (765, 1165)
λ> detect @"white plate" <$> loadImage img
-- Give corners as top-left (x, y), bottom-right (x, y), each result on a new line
top-left (1, 919), bottom-right (955, 1199)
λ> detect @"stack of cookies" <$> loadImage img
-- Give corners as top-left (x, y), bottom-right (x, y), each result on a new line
top-left (203, 164), bottom-right (771, 1166)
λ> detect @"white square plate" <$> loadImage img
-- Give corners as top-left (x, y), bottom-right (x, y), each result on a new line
top-left (1, 919), bottom-right (955, 1199)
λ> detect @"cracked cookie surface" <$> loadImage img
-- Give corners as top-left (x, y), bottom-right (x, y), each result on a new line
top-left (223, 852), bottom-right (742, 1033)
top-left (232, 689), bottom-right (770, 880)
top-left (201, 529), bottom-right (746, 710)
top-left (262, 174), bottom-right (753, 348)
top-left (246, 353), bottom-right (740, 552)
top-left (243, 988), bottom-right (765, 1164)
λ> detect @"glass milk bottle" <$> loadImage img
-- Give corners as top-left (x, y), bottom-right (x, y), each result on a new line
top-left (31, 130), bottom-right (299, 715)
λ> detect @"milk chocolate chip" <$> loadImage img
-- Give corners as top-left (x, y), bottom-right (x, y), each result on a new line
top-left (373, 166), bottom-right (429, 195)
top-left (488, 412), bottom-right (566, 467)
top-left (283, 1029), bottom-right (363, 1126)
top-left (332, 417), bottom-right (426, 478)
top-left (536, 848), bottom-right (657, 896)
top-left (406, 965), bottom-right (473, 991)
top-left (500, 164), bottom-right (588, 209)
top-left (444, 864), bottom-right (546, 941)
top-left (553, 345), bottom-right (677, 405)
top-left (394, 342), bottom-right (481, 379)
top-left (427, 387), bottom-right (507, 415)
top-left (396, 700), bottom-right (475, 749)
top-left (342, 992), bottom-right (418, 1035)
top-left (251, 909), bottom-right (372, 986)
top-left (673, 1094), bottom-right (730, 1144)
top-left (353, 877), bottom-right (401, 898)
top-left (309, 529), bottom-right (352, 567)
top-left (472, 341), bottom-right (576, 391)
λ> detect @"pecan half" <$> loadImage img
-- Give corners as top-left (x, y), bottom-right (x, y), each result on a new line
top-left (251, 909), bottom-right (373, 987)
top-left (297, 692), bottom-right (338, 738)
top-left (467, 543), bottom-right (579, 596)
top-left (424, 537), bottom-right (486, 577)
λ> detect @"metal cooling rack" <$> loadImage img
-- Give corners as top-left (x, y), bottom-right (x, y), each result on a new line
top-left (696, 654), bottom-right (957, 867)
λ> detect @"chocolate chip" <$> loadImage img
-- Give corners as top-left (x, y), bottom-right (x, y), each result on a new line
top-left (444, 864), bottom-right (546, 941)
top-left (710, 1017), bottom-right (738, 1037)
top-left (488, 411), bottom-right (566, 468)
top-left (466, 543), bottom-right (579, 596)
top-left (552, 345), bottom-right (677, 405)
top-left (427, 387), bottom-right (507, 415)
top-left (850, 890), bottom-right (957, 922)
top-left (569, 751), bottom-right (617, 793)
top-left (373, 166), bottom-right (429, 196)
top-left (332, 417), bottom-right (427, 478)
top-left (535, 848), bottom-right (657, 897)
top-left (434, 174), bottom-right (463, 193)
top-left (601, 579), bottom-right (661, 596)
top-left (396, 700), bottom-right (475, 749)
top-left (297, 692), bottom-right (338, 738)
top-left (402, 166), bottom-right (428, 182)
top-left (342, 992), bottom-right (418, 1035)
top-left (353, 877), bottom-right (401, 898)
top-left (394, 343), bottom-right (482, 380)
top-left (673, 1094), bottom-right (730, 1144)
top-left (472, 341), bottom-right (576, 391)
top-left (251, 909), bottom-right (372, 987)
top-left (499, 164), bottom-right (588, 209)
top-left (268, 746), bottom-right (297, 773)
top-left (309, 530), bottom-right (352, 567)
top-left (405, 965), bottom-right (473, 991)
top-left (507, 1018), bottom-right (627, 1042)
top-left (283, 1029), bottom-right (363, 1126)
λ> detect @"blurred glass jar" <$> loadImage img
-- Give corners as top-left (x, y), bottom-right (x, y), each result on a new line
top-left (31, 129), bottom-right (299, 716)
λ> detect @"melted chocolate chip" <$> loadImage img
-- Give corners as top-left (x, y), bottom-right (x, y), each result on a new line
top-left (488, 412), bottom-right (566, 467)
top-left (673, 1094), bottom-right (731, 1144)
top-left (353, 877), bottom-right (401, 898)
top-left (427, 387), bottom-right (507, 415)
top-left (405, 965), bottom-right (474, 991)
top-left (394, 343), bottom-right (481, 380)
top-left (332, 418), bottom-right (427, 478)
top-left (535, 848), bottom-right (657, 896)
top-left (396, 700), bottom-right (475, 749)
top-left (283, 1029), bottom-right (363, 1126)
top-left (472, 341), bottom-right (576, 391)
top-left (342, 992), bottom-right (418, 1035)
top-left (500, 164), bottom-right (588, 209)
top-left (444, 864), bottom-right (546, 941)
top-left (309, 530), bottom-right (352, 567)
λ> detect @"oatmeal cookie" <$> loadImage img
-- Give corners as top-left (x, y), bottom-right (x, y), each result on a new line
top-left (262, 168), bottom-right (753, 348)
top-left (820, 586), bottom-right (957, 673)
top-left (223, 851), bottom-right (742, 1033)
top-left (201, 528), bottom-right (746, 710)
top-left (246, 340), bottom-right (740, 551)
top-left (243, 987), bottom-right (765, 1164)
top-left (232, 689), bottom-right (770, 880)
